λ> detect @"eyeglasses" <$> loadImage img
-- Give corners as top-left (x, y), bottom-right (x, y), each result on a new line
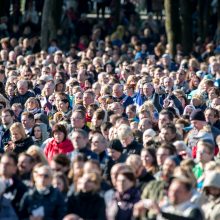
top-left (197, 150), bottom-right (210, 155)
top-left (71, 117), bottom-right (83, 120)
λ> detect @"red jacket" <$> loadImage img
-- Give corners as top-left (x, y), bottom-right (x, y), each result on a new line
top-left (44, 138), bottom-right (74, 161)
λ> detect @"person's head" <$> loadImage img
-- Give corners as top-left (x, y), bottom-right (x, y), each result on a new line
top-left (34, 165), bottom-right (53, 190)
top-left (71, 110), bottom-right (86, 129)
top-left (156, 143), bottom-right (176, 167)
top-left (10, 122), bottom-right (27, 142)
top-left (138, 118), bottom-right (152, 132)
top-left (205, 108), bottom-right (219, 125)
top-left (83, 90), bottom-right (95, 107)
top-left (52, 123), bottom-right (67, 143)
top-left (25, 97), bottom-right (40, 111)
top-left (90, 132), bottom-right (107, 154)
top-left (101, 122), bottom-right (113, 140)
top-left (11, 103), bottom-right (23, 118)
top-left (109, 102), bottom-right (124, 116)
top-left (190, 109), bottom-right (206, 131)
top-left (1, 108), bottom-right (14, 127)
top-left (117, 124), bottom-right (134, 147)
top-left (168, 178), bottom-right (192, 205)
top-left (77, 172), bottom-right (101, 193)
top-left (91, 109), bottom-right (106, 128)
top-left (143, 82), bottom-right (154, 97)
top-left (21, 111), bottom-right (35, 130)
top-left (126, 105), bottom-right (136, 119)
top-left (26, 145), bottom-right (48, 165)
top-left (71, 129), bottom-right (88, 150)
top-left (158, 110), bottom-right (174, 130)
top-left (50, 154), bottom-right (70, 174)
top-left (196, 140), bottom-right (214, 165)
top-left (126, 154), bottom-right (144, 177)
top-left (203, 171), bottom-right (220, 199)
top-left (32, 124), bottom-right (43, 140)
top-left (0, 152), bottom-right (18, 178)
top-left (162, 156), bottom-right (180, 178)
top-left (113, 84), bottom-right (124, 98)
top-left (159, 123), bottom-right (177, 143)
top-left (141, 147), bottom-right (157, 171)
top-left (107, 139), bottom-right (123, 161)
top-left (17, 80), bottom-right (28, 95)
top-left (115, 170), bottom-right (136, 193)
top-left (18, 153), bottom-right (34, 175)
top-left (52, 172), bottom-right (69, 193)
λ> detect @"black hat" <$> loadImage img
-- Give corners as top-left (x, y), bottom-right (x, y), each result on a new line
top-left (190, 109), bottom-right (205, 121)
top-left (108, 139), bottom-right (123, 153)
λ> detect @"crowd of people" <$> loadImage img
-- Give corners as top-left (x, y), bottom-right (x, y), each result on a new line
top-left (1, 1), bottom-right (220, 220)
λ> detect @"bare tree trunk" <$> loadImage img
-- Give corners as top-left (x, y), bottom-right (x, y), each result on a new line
top-left (41, 0), bottom-right (63, 50)
top-left (164, 0), bottom-right (181, 57)
top-left (41, 0), bottom-right (51, 50)
top-left (179, 0), bottom-right (193, 55)
top-left (198, 0), bottom-right (210, 41)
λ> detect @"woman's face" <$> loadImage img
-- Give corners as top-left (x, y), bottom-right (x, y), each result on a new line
top-left (141, 150), bottom-right (154, 168)
top-left (116, 174), bottom-right (134, 193)
top-left (78, 174), bottom-right (96, 193)
top-left (53, 131), bottom-right (65, 143)
top-left (52, 177), bottom-right (64, 192)
top-left (193, 78), bottom-right (200, 87)
top-left (92, 115), bottom-right (102, 127)
top-left (34, 126), bottom-right (42, 139)
top-left (11, 128), bottom-right (23, 141)
top-left (27, 100), bottom-right (37, 110)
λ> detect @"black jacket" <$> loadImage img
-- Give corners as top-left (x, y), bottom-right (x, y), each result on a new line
top-left (19, 186), bottom-right (66, 220)
top-left (4, 176), bottom-right (27, 215)
top-left (122, 140), bottom-right (143, 158)
top-left (13, 136), bottom-right (34, 154)
top-left (67, 191), bottom-right (106, 220)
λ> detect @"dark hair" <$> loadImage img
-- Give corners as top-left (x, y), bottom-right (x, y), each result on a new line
top-left (19, 153), bottom-right (35, 164)
top-left (52, 154), bottom-right (71, 167)
top-left (2, 108), bottom-right (14, 117)
top-left (2, 152), bottom-right (18, 165)
top-left (158, 143), bottom-right (177, 155)
top-left (101, 122), bottom-right (113, 131)
top-left (52, 124), bottom-right (68, 140)
top-left (142, 147), bottom-right (157, 167)
top-left (116, 171), bottom-right (136, 185)
top-left (21, 111), bottom-right (35, 120)
top-left (161, 123), bottom-right (177, 134)
top-left (205, 107), bottom-right (219, 118)
top-left (159, 109), bottom-right (174, 121)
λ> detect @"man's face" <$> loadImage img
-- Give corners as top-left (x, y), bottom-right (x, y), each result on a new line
top-left (21, 115), bottom-right (33, 130)
top-left (17, 83), bottom-right (28, 95)
top-left (162, 158), bottom-right (176, 177)
top-left (168, 179), bottom-right (191, 205)
top-left (2, 112), bottom-right (13, 126)
top-left (143, 84), bottom-right (153, 97)
top-left (71, 112), bottom-right (85, 129)
top-left (158, 114), bottom-right (171, 130)
top-left (191, 120), bottom-right (204, 131)
top-left (83, 93), bottom-right (94, 107)
top-left (113, 86), bottom-right (123, 98)
top-left (91, 134), bottom-right (105, 154)
top-left (156, 148), bottom-right (170, 167)
top-left (196, 142), bottom-right (213, 164)
top-left (0, 156), bottom-right (17, 178)
top-left (160, 128), bottom-right (175, 142)
top-left (18, 155), bottom-right (33, 175)
top-left (71, 132), bottom-right (88, 149)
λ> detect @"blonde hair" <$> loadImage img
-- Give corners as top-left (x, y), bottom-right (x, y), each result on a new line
top-left (10, 122), bottom-right (26, 140)
top-left (26, 145), bottom-right (48, 165)
top-left (117, 124), bottom-right (133, 139)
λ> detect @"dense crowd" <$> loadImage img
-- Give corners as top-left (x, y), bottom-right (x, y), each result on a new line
top-left (1, 1), bottom-right (220, 220)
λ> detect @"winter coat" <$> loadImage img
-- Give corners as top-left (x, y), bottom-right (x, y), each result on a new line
top-left (4, 176), bottom-right (27, 215)
top-left (13, 136), bottom-right (34, 154)
top-left (67, 191), bottom-right (106, 220)
top-left (0, 196), bottom-right (18, 220)
top-left (19, 186), bottom-right (66, 220)
top-left (106, 186), bottom-right (140, 220)
top-left (44, 138), bottom-right (74, 161)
